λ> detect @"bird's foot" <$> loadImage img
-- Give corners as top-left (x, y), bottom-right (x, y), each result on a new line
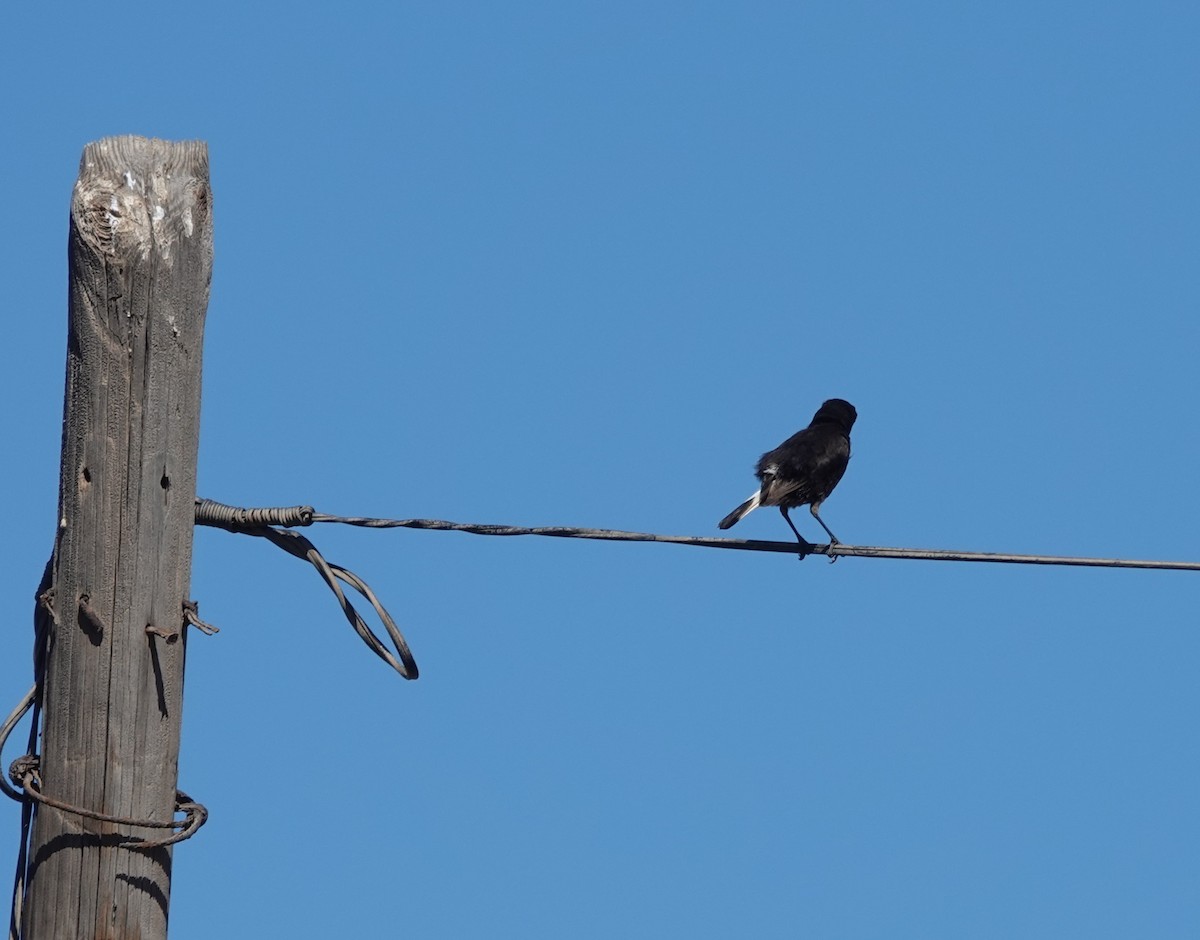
top-left (826, 537), bottom-right (841, 564)
top-left (795, 539), bottom-right (816, 561)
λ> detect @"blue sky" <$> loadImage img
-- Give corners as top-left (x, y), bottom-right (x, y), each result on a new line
top-left (3, 2), bottom-right (1200, 937)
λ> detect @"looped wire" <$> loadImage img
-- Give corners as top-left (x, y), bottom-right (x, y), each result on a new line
top-left (0, 687), bottom-right (36, 804)
top-left (7, 757), bottom-right (206, 849)
top-left (4, 696), bottom-right (207, 850)
top-left (194, 499), bottom-right (418, 679)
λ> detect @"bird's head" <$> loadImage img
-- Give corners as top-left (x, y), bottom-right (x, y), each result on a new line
top-left (812, 398), bottom-right (857, 432)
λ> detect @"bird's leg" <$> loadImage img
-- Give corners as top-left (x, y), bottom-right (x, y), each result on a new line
top-left (810, 503), bottom-right (840, 564)
top-left (809, 503), bottom-right (839, 544)
top-left (780, 507), bottom-right (814, 558)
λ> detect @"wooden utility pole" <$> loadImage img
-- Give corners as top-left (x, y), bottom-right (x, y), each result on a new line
top-left (21, 136), bottom-right (212, 939)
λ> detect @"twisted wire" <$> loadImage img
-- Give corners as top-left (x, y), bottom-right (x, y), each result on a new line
top-left (304, 514), bottom-right (1200, 572)
top-left (194, 499), bottom-right (418, 679)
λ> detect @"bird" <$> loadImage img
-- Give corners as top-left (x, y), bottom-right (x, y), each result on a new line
top-left (718, 398), bottom-right (857, 550)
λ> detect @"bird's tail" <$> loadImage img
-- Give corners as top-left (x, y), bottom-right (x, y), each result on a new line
top-left (718, 491), bottom-right (761, 530)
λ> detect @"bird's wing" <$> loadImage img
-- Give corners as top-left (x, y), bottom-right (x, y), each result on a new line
top-left (756, 426), bottom-right (850, 505)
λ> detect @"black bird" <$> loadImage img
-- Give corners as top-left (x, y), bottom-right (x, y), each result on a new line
top-left (718, 398), bottom-right (857, 548)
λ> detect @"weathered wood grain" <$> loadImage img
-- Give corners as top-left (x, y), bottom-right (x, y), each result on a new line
top-left (24, 135), bottom-right (212, 940)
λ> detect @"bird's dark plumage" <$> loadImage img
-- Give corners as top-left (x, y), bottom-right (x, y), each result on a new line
top-left (718, 398), bottom-right (857, 547)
